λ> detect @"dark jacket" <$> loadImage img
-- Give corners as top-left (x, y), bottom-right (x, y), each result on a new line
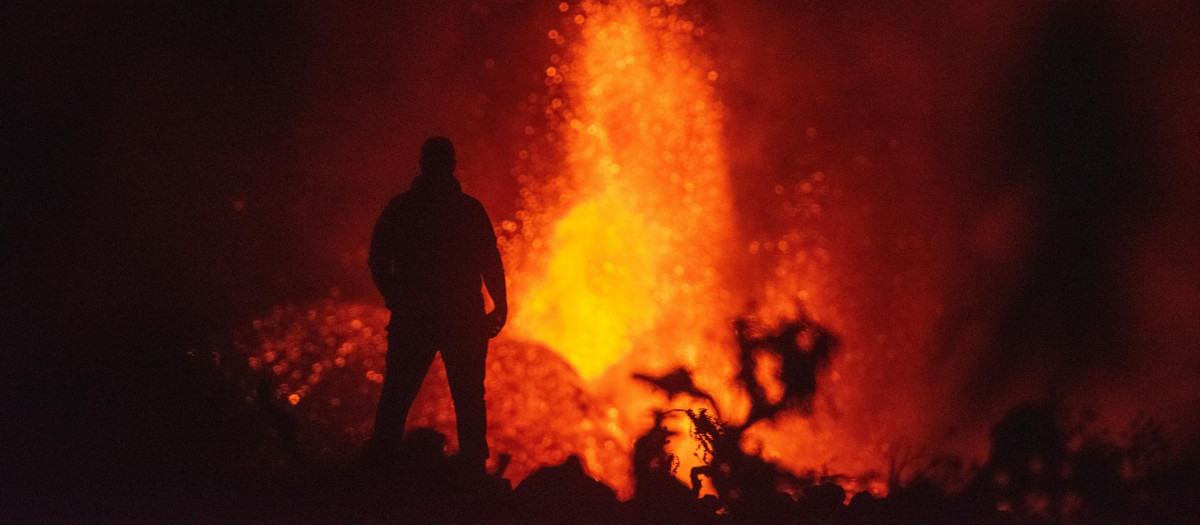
top-left (368, 173), bottom-right (504, 332)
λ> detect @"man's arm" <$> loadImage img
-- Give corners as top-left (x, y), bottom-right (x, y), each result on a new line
top-left (477, 202), bottom-right (507, 337)
top-left (368, 200), bottom-right (398, 307)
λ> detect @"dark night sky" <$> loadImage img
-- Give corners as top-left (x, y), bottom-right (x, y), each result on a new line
top-left (3, 0), bottom-right (1199, 515)
top-left (4, 1), bottom-right (550, 364)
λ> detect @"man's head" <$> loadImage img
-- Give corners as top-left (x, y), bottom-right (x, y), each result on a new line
top-left (420, 136), bottom-right (456, 177)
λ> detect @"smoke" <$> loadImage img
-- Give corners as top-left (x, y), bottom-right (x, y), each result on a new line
top-left (709, 0), bottom-right (1200, 459)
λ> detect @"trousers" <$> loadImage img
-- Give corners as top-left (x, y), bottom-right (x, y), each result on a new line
top-left (372, 322), bottom-right (489, 468)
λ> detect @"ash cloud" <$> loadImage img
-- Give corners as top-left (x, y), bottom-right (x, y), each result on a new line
top-left (711, 0), bottom-right (1200, 455)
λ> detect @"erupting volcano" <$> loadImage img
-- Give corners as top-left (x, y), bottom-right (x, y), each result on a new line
top-left (240, 0), bottom-right (897, 498)
top-left (213, 0), bottom-right (1200, 516)
top-left (9, 0), bottom-right (1200, 521)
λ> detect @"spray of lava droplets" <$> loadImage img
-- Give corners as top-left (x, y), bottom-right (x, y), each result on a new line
top-left (505, 1), bottom-right (895, 495)
top-left (498, 0), bottom-right (756, 492)
top-left (508, 0), bottom-right (736, 387)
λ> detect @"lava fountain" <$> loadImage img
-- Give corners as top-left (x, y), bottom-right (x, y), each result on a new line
top-left (492, 0), bottom-right (769, 495)
top-left (506, 0), bottom-right (736, 385)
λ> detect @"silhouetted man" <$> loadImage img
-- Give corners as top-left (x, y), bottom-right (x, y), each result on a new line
top-left (368, 137), bottom-right (507, 474)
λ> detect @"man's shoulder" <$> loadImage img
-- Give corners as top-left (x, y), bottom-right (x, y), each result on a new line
top-left (384, 191), bottom-right (416, 210)
top-left (456, 192), bottom-right (485, 208)
top-left (384, 188), bottom-right (483, 214)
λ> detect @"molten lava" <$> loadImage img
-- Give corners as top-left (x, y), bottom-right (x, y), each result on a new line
top-left (507, 0), bottom-right (735, 383)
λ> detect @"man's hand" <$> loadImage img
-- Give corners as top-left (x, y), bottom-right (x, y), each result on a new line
top-left (484, 304), bottom-right (508, 339)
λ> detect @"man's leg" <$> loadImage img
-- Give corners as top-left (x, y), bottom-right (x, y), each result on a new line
top-left (372, 329), bottom-right (438, 451)
top-left (441, 334), bottom-right (489, 472)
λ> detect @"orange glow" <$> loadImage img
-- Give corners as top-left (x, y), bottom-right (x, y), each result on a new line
top-left (239, 0), bottom-right (920, 501)
top-left (509, 0), bottom-right (734, 383)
